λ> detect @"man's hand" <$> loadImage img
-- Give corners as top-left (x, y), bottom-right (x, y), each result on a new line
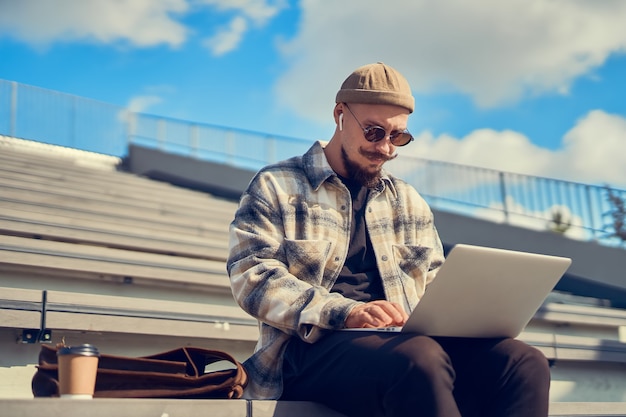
top-left (345, 300), bottom-right (409, 328)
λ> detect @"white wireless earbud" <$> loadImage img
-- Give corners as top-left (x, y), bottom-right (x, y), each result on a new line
top-left (338, 113), bottom-right (344, 131)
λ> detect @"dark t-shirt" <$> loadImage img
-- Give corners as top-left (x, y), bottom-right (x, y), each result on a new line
top-left (330, 176), bottom-right (385, 302)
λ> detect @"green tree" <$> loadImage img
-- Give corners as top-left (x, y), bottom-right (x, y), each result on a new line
top-left (548, 209), bottom-right (571, 234)
top-left (603, 186), bottom-right (626, 246)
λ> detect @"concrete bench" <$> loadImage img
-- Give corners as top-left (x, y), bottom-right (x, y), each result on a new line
top-left (519, 331), bottom-right (626, 363)
top-left (0, 209), bottom-right (229, 260)
top-left (0, 147), bottom-right (238, 223)
top-left (2, 399), bottom-right (626, 417)
top-left (534, 302), bottom-right (626, 339)
top-left (4, 286), bottom-right (626, 363)
top-left (0, 176), bottom-right (233, 224)
top-left (0, 235), bottom-right (232, 296)
top-left (0, 287), bottom-right (257, 343)
top-left (0, 193), bottom-right (231, 239)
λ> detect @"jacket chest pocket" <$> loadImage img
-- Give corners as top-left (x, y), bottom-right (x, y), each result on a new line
top-left (391, 245), bottom-right (434, 306)
top-left (281, 239), bottom-right (333, 286)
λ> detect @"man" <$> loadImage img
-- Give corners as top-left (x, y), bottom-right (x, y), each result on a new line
top-left (227, 62), bottom-right (550, 417)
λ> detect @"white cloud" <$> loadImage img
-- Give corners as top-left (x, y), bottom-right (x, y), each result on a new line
top-left (203, 16), bottom-right (248, 56)
top-left (117, 94), bottom-right (164, 125)
top-left (406, 129), bottom-right (555, 176)
top-left (126, 95), bottom-right (163, 113)
top-left (198, 0), bottom-right (286, 25)
top-left (0, 0), bottom-right (287, 54)
top-left (558, 110), bottom-right (626, 186)
top-left (276, 0), bottom-right (626, 121)
top-left (0, 0), bottom-right (189, 47)
top-left (397, 109), bottom-right (626, 188)
top-left (199, 0), bottom-right (287, 55)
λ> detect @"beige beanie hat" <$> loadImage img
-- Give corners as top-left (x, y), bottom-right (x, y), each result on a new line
top-left (335, 62), bottom-right (414, 113)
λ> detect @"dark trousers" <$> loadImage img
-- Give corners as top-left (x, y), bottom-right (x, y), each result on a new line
top-left (281, 331), bottom-right (550, 417)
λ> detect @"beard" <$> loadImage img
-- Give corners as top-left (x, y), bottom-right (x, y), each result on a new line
top-left (340, 146), bottom-right (397, 188)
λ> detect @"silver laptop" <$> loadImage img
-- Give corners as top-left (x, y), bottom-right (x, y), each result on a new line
top-left (345, 244), bottom-right (572, 338)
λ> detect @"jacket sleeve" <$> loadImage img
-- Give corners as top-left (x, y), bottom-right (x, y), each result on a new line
top-left (226, 175), bottom-right (357, 343)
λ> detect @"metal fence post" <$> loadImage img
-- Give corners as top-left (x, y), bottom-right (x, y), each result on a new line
top-left (191, 124), bottom-right (199, 158)
top-left (267, 136), bottom-right (275, 165)
top-left (157, 118), bottom-right (166, 150)
top-left (499, 172), bottom-right (509, 223)
top-left (71, 94), bottom-right (77, 148)
top-left (225, 130), bottom-right (234, 165)
top-left (10, 81), bottom-right (17, 138)
top-left (126, 111), bottom-right (135, 147)
top-left (585, 185), bottom-right (597, 241)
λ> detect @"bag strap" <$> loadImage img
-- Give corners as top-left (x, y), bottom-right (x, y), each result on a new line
top-left (185, 347), bottom-right (248, 390)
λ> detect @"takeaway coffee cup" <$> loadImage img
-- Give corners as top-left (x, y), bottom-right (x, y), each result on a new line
top-left (57, 344), bottom-right (100, 399)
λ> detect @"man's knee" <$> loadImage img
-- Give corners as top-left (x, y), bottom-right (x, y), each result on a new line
top-left (521, 343), bottom-right (551, 381)
top-left (497, 338), bottom-right (551, 385)
top-left (380, 335), bottom-right (458, 416)
top-left (389, 335), bottom-right (455, 382)
top-left (500, 338), bottom-right (548, 363)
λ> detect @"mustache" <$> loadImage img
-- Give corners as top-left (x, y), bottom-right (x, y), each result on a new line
top-left (359, 149), bottom-right (398, 162)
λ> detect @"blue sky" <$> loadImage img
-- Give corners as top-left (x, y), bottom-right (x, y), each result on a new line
top-left (2, 0), bottom-right (626, 188)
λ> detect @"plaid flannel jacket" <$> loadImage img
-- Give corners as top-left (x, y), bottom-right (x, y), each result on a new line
top-left (227, 141), bottom-right (444, 399)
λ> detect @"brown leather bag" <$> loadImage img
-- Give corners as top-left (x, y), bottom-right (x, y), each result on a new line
top-left (32, 344), bottom-right (248, 399)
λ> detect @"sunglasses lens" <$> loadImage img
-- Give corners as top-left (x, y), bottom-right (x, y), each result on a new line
top-left (362, 125), bottom-right (414, 146)
top-left (391, 132), bottom-right (414, 147)
top-left (363, 126), bottom-right (387, 142)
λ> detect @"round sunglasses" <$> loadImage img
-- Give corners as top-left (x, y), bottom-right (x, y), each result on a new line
top-left (344, 104), bottom-right (414, 147)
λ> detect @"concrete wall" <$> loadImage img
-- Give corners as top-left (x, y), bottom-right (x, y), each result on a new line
top-left (123, 144), bottom-right (255, 200)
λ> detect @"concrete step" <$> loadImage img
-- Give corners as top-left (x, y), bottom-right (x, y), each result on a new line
top-left (2, 399), bottom-right (626, 417)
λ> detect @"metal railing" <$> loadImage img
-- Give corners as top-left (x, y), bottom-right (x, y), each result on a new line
top-left (387, 157), bottom-right (626, 245)
top-left (2, 79), bottom-right (625, 247)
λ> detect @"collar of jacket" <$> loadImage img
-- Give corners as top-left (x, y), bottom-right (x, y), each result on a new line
top-left (302, 141), bottom-right (398, 199)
